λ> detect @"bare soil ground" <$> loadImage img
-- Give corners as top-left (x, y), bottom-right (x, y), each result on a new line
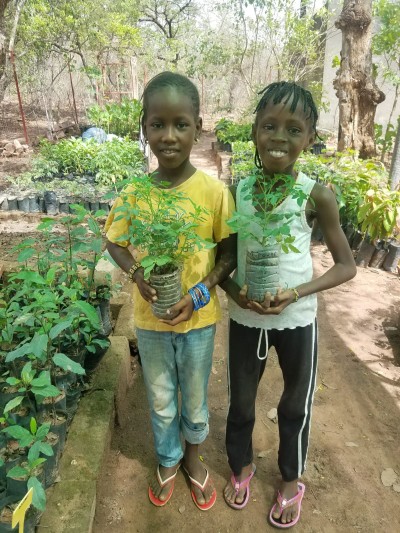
top-left (91, 134), bottom-right (400, 533)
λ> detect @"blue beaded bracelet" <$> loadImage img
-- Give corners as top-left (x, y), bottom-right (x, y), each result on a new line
top-left (188, 282), bottom-right (211, 311)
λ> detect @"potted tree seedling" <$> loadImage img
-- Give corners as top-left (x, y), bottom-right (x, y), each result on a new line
top-left (113, 174), bottom-right (215, 318)
top-left (227, 170), bottom-right (310, 302)
top-left (356, 187), bottom-right (400, 268)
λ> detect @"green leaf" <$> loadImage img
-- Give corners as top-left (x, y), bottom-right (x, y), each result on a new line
top-left (21, 362), bottom-right (34, 384)
top-left (46, 268), bottom-right (57, 284)
top-left (87, 217), bottom-right (99, 234)
top-left (71, 300), bottom-right (100, 328)
top-left (31, 383), bottom-right (61, 398)
top-left (30, 333), bottom-right (49, 359)
top-left (5, 341), bottom-right (33, 362)
top-left (7, 465), bottom-right (28, 479)
top-left (30, 371), bottom-right (52, 389)
top-left (5, 377), bottom-right (20, 386)
top-left (52, 353), bottom-right (86, 375)
top-left (49, 318), bottom-right (73, 340)
top-left (18, 248), bottom-right (35, 262)
top-left (3, 395), bottom-right (24, 414)
top-left (35, 423), bottom-right (51, 441)
top-left (28, 476), bottom-right (47, 511)
top-left (28, 441), bottom-right (41, 461)
top-left (12, 271), bottom-right (46, 285)
top-left (30, 417), bottom-right (38, 435)
top-left (39, 442), bottom-right (54, 457)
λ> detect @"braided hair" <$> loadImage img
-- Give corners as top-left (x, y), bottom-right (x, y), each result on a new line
top-left (253, 81), bottom-right (318, 169)
top-left (140, 71), bottom-right (200, 129)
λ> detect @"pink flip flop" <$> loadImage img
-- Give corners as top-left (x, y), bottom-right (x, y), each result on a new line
top-left (148, 464), bottom-right (180, 507)
top-left (224, 464), bottom-right (257, 510)
top-left (182, 465), bottom-right (217, 511)
top-left (269, 482), bottom-right (305, 528)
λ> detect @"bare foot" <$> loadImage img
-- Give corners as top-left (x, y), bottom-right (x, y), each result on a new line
top-left (223, 463), bottom-right (255, 507)
top-left (149, 464), bottom-right (179, 503)
top-left (183, 443), bottom-right (215, 506)
top-left (272, 480), bottom-right (301, 525)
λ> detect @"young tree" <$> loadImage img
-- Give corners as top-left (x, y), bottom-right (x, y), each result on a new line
top-left (333, 0), bottom-right (385, 158)
top-left (0, 0), bottom-right (26, 102)
top-left (373, 0), bottom-right (400, 163)
top-left (390, 124), bottom-right (400, 190)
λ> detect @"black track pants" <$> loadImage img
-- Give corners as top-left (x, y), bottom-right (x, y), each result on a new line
top-left (226, 318), bottom-right (318, 482)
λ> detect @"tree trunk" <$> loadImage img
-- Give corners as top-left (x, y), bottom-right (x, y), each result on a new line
top-left (333, 0), bottom-right (385, 159)
top-left (390, 124), bottom-right (400, 191)
top-left (0, 0), bottom-right (12, 101)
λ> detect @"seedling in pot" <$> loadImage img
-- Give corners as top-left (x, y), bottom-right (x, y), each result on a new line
top-left (227, 170), bottom-right (311, 301)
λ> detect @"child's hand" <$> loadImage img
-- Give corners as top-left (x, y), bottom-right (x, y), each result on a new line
top-left (159, 294), bottom-right (194, 326)
top-left (247, 288), bottom-right (295, 315)
top-left (237, 284), bottom-right (252, 308)
top-left (135, 270), bottom-right (158, 303)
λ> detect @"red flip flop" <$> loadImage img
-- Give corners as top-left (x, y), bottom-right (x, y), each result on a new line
top-left (183, 465), bottom-right (217, 511)
top-left (148, 464), bottom-right (180, 507)
top-left (269, 482), bottom-right (305, 528)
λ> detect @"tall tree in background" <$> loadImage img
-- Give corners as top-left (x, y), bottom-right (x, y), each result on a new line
top-left (390, 125), bottom-right (400, 190)
top-left (333, 0), bottom-right (385, 158)
top-left (0, 0), bottom-right (26, 102)
top-left (373, 0), bottom-right (400, 163)
top-left (137, 0), bottom-right (197, 69)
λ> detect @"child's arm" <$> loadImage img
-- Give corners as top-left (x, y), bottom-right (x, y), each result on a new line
top-left (159, 233), bottom-right (237, 326)
top-left (248, 184), bottom-right (357, 315)
top-left (106, 240), bottom-right (157, 303)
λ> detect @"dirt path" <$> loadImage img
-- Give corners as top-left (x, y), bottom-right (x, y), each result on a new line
top-left (93, 133), bottom-right (400, 533)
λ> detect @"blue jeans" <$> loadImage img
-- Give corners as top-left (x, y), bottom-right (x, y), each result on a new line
top-left (136, 325), bottom-right (216, 467)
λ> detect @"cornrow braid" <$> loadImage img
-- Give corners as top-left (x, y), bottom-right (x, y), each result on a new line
top-left (253, 81), bottom-right (319, 168)
top-left (141, 71), bottom-right (200, 128)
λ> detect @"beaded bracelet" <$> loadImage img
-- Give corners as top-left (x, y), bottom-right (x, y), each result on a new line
top-left (291, 288), bottom-right (300, 302)
top-left (128, 262), bottom-right (141, 282)
top-left (188, 282), bottom-right (211, 311)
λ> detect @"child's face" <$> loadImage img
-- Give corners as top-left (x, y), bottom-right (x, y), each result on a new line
top-left (252, 98), bottom-right (315, 176)
top-left (143, 88), bottom-right (201, 172)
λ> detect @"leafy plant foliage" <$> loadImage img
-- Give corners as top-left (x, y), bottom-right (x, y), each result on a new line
top-left (87, 99), bottom-right (142, 139)
top-left (113, 174), bottom-right (215, 277)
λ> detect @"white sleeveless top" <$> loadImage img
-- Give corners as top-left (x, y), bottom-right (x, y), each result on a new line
top-left (228, 172), bottom-right (317, 330)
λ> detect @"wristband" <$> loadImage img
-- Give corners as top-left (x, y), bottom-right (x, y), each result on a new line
top-left (128, 262), bottom-right (141, 282)
top-left (291, 288), bottom-right (300, 302)
top-left (188, 282), bottom-right (211, 311)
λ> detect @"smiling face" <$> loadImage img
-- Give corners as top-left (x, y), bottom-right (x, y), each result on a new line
top-left (143, 87), bottom-right (202, 182)
top-left (253, 98), bottom-right (315, 177)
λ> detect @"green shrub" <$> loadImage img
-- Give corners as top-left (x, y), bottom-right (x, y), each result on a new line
top-left (87, 98), bottom-right (142, 139)
top-left (215, 118), bottom-right (252, 143)
top-left (32, 137), bottom-right (145, 187)
top-left (230, 141), bottom-right (254, 182)
top-left (296, 150), bottom-right (393, 233)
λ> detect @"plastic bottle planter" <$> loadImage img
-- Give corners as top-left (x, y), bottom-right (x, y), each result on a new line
top-left (149, 269), bottom-right (182, 319)
top-left (245, 247), bottom-right (280, 303)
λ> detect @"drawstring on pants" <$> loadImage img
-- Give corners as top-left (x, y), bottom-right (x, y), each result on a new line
top-left (257, 328), bottom-right (269, 360)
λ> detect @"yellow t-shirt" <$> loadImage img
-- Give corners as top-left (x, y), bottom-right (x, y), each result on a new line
top-left (105, 169), bottom-right (235, 333)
